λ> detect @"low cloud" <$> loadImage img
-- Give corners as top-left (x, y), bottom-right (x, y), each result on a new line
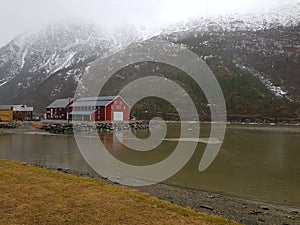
top-left (0, 0), bottom-right (291, 47)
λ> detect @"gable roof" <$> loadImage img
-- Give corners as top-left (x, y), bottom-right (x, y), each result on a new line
top-left (12, 105), bottom-right (33, 112)
top-left (0, 105), bottom-right (13, 110)
top-left (76, 96), bottom-right (117, 102)
top-left (47, 98), bottom-right (74, 109)
top-left (71, 96), bottom-right (117, 107)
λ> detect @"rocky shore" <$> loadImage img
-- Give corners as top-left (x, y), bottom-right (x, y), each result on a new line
top-left (38, 166), bottom-right (299, 225)
top-left (137, 184), bottom-right (300, 225)
top-left (39, 121), bottom-right (151, 134)
top-left (0, 122), bottom-right (18, 129)
top-left (0, 121), bottom-right (152, 135)
top-left (40, 121), bottom-right (149, 134)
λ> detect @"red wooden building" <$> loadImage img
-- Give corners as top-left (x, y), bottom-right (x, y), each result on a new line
top-left (70, 96), bottom-right (130, 122)
top-left (46, 98), bottom-right (74, 120)
top-left (12, 105), bottom-right (33, 121)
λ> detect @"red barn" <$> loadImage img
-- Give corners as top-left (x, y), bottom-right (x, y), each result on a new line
top-left (70, 96), bottom-right (130, 122)
top-left (46, 98), bottom-right (74, 120)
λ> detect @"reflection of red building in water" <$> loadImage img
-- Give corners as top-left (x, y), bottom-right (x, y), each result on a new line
top-left (70, 96), bottom-right (130, 122)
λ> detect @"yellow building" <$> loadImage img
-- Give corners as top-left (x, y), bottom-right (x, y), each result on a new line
top-left (0, 105), bottom-right (13, 121)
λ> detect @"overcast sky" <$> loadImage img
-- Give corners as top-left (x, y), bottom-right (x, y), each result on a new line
top-left (0, 0), bottom-right (294, 47)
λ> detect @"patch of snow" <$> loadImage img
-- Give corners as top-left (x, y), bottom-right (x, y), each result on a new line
top-left (52, 52), bottom-right (76, 74)
top-left (0, 80), bottom-right (8, 87)
top-left (236, 64), bottom-right (292, 100)
top-left (21, 43), bottom-right (31, 68)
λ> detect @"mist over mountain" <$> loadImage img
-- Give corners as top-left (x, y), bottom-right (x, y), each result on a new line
top-left (0, 1), bottom-right (299, 118)
top-left (0, 22), bottom-right (148, 111)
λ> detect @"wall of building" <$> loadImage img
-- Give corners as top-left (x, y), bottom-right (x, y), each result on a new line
top-left (13, 111), bottom-right (33, 121)
top-left (69, 97), bottom-right (130, 122)
top-left (99, 107), bottom-right (106, 121)
top-left (0, 109), bottom-right (13, 121)
top-left (46, 108), bottom-right (68, 120)
top-left (105, 97), bottom-right (130, 121)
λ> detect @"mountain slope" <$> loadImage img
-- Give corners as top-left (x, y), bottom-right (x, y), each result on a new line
top-left (165, 25), bottom-right (300, 102)
top-left (164, 1), bottom-right (300, 33)
top-left (0, 22), bottom-right (144, 111)
top-left (0, 3), bottom-right (299, 118)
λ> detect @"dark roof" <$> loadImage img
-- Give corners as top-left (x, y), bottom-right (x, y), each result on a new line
top-left (0, 105), bottom-right (12, 110)
top-left (47, 98), bottom-right (74, 109)
top-left (71, 96), bottom-right (117, 108)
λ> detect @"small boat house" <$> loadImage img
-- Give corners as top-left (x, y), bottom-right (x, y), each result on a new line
top-left (70, 96), bottom-right (130, 122)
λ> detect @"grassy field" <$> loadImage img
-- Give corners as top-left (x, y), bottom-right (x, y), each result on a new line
top-left (0, 158), bottom-right (241, 225)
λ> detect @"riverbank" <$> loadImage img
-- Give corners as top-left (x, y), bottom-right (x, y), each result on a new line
top-left (0, 158), bottom-right (240, 225)
top-left (137, 184), bottom-right (300, 225)
top-left (41, 166), bottom-right (299, 225)
top-left (0, 120), bottom-right (153, 135)
top-left (1, 120), bottom-right (300, 135)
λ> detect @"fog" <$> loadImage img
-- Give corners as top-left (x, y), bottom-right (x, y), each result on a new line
top-left (0, 0), bottom-right (294, 47)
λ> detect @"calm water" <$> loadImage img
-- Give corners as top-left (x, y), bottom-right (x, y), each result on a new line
top-left (0, 124), bottom-right (299, 207)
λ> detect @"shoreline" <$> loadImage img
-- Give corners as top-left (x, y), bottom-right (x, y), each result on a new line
top-left (1, 120), bottom-right (300, 134)
top-left (35, 165), bottom-right (299, 225)
top-left (137, 183), bottom-right (300, 225)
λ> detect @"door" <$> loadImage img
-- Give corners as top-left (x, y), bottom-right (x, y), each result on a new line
top-left (113, 112), bottom-right (123, 121)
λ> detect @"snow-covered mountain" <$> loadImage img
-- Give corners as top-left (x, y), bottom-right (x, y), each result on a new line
top-left (0, 1), bottom-right (299, 114)
top-left (164, 1), bottom-right (300, 34)
top-left (0, 21), bottom-right (150, 110)
top-left (0, 22), bottom-right (111, 86)
top-left (161, 1), bottom-right (300, 102)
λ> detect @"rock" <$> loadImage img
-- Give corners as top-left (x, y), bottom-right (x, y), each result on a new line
top-left (261, 206), bottom-right (269, 210)
top-left (200, 205), bottom-right (214, 211)
top-left (286, 215), bottom-right (295, 220)
top-left (240, 219), bottom-right (258, 225)
top-left (242, 203), bottom-right (247, 208)
top-left (57, 168), bottom-right (62, 171)
top-left (249, 211), bottom-right (262, 215)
